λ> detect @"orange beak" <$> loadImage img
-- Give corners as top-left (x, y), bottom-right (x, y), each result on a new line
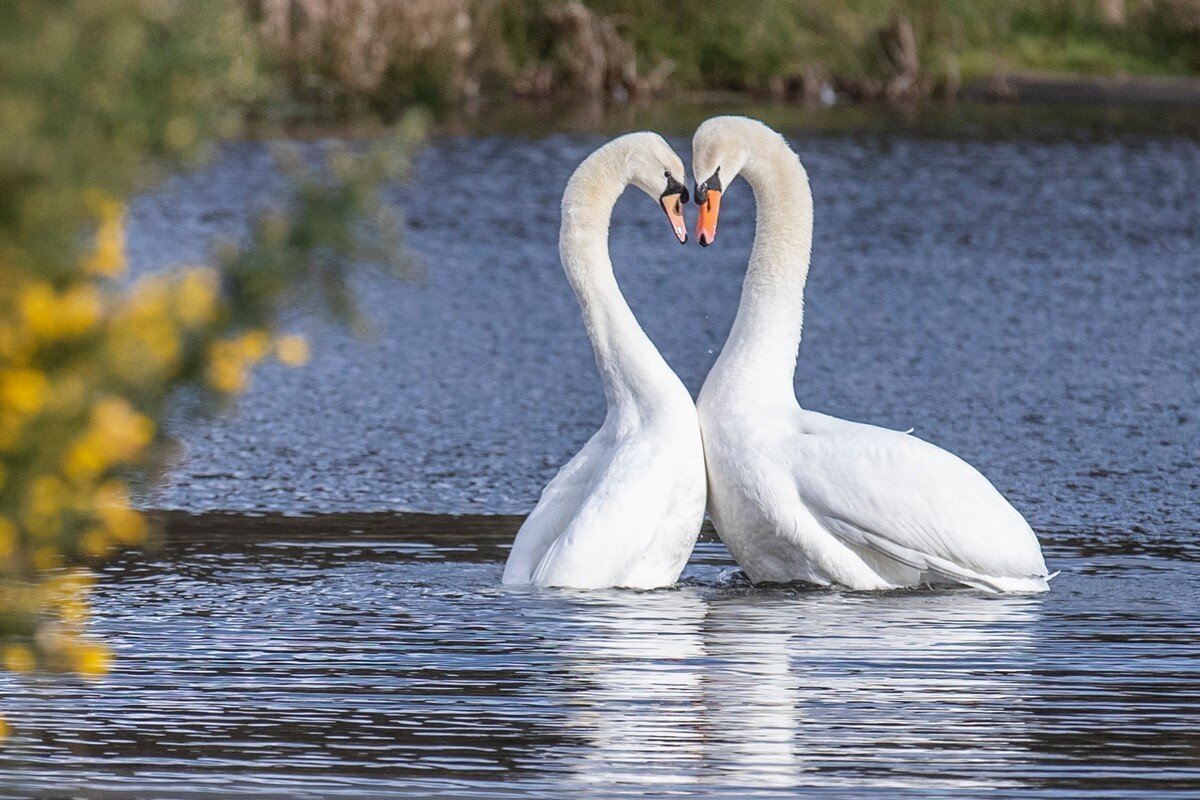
top-left (696, 189), bottom-right (722, 247)
top-left (660, 192), bottom-right (688, 244)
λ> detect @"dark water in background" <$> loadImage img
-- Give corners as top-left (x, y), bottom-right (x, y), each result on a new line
top-left (1, 516), bottom-right (1199, 799)
top-left (2, 105), bottom-right (1199, 796)
top-left (129, 111), bottom-right (1200, 537)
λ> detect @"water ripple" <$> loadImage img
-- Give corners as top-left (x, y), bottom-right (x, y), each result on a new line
top-left (2, 515), bottom-right (1198, 798)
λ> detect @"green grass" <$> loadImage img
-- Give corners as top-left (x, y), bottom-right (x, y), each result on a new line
top-left (253, 0), bottom-right (1200, 115)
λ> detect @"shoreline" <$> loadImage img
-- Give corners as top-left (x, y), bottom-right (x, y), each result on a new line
top-left (961, 71), bottom-right (1200, 106)
top-left (257, 72), bottom-right (1200, 141)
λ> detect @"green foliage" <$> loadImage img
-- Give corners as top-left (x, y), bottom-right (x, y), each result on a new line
top-left (0, 0), bottom-right (419, 684)
top-left (250, 0), bottom-right (1200, 111)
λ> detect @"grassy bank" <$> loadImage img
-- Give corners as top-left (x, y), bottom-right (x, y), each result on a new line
top-left (245, 0), bottom-right (1200, 116)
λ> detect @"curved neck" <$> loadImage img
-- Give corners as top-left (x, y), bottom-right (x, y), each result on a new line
top-left (560, 153), bottom-right (678, 412)
top-left (712, 132), bottom-right (813, 403)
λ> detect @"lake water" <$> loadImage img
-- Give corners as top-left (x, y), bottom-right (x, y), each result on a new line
top-left (1, 514), bottom-right (1198, 799)
top-left (2, 103), bottom-right (1199, 797)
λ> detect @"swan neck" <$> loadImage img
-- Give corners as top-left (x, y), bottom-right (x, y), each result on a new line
top-left (716, 136), bottom-right (813, 401)
top-left (560, 156), bottom-right (678, 411)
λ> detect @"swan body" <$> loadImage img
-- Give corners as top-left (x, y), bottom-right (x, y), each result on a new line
top-left (503, 132), bottom-right (706, 590)
top-left (693, 116), bottom-right (1051, 593)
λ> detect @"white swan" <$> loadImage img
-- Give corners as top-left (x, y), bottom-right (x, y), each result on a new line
top-left (502, 132), bottom-right (707, 590)
top-left (692, 116), bottom-right (1052, 593)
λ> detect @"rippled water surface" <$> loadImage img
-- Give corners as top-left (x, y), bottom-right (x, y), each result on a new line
top-left (2, 517), bottom-right (1199, 799)
top-left (4, 107), bottom-right (1200, 797)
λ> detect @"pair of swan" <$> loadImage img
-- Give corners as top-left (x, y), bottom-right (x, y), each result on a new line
top-left (502, 116), bottom-right (1052, 594)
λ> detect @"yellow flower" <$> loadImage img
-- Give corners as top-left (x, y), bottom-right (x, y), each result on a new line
top-left (206, 339), bottom-right (248, 393)
top-left (91, 398), bottom-right (154, 459)
top-left (80, 528), bottom-right (112, 558)
top-left (238, 329), bottom-right (270, 362)
top-left (85, 199), bottom-right (127, 277)
top-left (1, 369), bottom-right (48, 415)
top-left (175, 267), bottom-right (219, 327)
top-left (18, 282), bottom-right (60, 339)
top-left (275, 334), bottom-right (310, 367)
top-left (58, 284), bottom-right (103, 337)
top-left (97, 504), bottom-right (147, 546)
top-left (0, 410), bottom-right (23, 450)
top-left (15, 281), bottom-right (101, 342)
top-left (0, 715), bottom-right (8, 739)
top-left (2, 645), bottom-right (35, 673)
top-left (75, 644), bottom-right (112, 677)
top-left (0, 517), bottom-right (16, 559)
top-left (64, 438), bottom-right (107, 482)
top-left (65, 399), bottom-right (154, 480)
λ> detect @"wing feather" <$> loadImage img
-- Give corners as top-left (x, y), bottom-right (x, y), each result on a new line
top-left (793, 411), bottom-right (1049, 587)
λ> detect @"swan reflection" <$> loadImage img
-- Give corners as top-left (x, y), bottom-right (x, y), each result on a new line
top-left (547, 584), bottom-right (1042, 792)
top-left (557, 589), bottom-right (708, 788)
top-left (701, 590), bottom-right (1042, 791)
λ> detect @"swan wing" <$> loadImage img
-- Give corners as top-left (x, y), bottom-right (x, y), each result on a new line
top-left (792, 411), bottom-right (1050, 591)
top-left (502, 431), bottom-right (606, 585)
top-left (529, 431), bottom-right (693, 588)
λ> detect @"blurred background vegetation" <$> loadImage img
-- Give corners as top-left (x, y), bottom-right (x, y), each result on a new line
top-left (0, 0), bottom-right (418, 702)
top-left (248, 0), bottom-right (1200, 115)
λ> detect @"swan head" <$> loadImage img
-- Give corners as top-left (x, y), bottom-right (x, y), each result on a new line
top-left (691, 116), bottom-right (755, 247)
top-left (619, 131), bottom-right (690, 245)
top-left (565, 132), bottom-right (690, 244)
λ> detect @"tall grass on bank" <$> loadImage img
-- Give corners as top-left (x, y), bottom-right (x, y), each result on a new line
top-left (248, 0), bottom-right (1200, 113)
top-left (0, 0), bottom-right (419, 702)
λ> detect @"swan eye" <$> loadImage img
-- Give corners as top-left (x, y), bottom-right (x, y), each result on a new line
top-left (662, 172), bottom-right (690, 205)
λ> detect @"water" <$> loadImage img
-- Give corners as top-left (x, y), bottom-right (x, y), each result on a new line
top-left (1, 515), bottom-right (1198, 798)
top-left (130, 115), bottom-right (1200, 537)
top-left (4, 106), bottom-right (1200, 796)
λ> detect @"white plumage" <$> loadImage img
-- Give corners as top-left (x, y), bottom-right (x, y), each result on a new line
top-left (693, 116), bottom-right (1052, 593)
top-left (502, 132), bottom-right (707, 590)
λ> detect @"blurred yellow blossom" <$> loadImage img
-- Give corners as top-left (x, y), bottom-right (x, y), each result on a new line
top-left (0, 370), bottom-right (48, 415)
top-left (65, 399), bottom-right (154, 482)
top-left (84, 198), bottom-right (127, 277)
top-left (175, 268), bottom-right (220, 327)
top-left (75, 643), bottom-right (112, 677)
top-left (207, 338), bottom-right (250, 393)
top-left (97, 504), bottom-right (148, 546)
top-left (0, 1), bottom-right (416, 699)
top-left (3, 645), bottom-right (35, 673)
top-left (59, 285), bottom-right (104, 337)
top-left (91, 399), bottom-right (155, 460)
top-left (20, 283), bottom-right (104, 341)
top-left (238, 329), bottom-right (271, 361)
top-left (0, 517), bottom-right (16, 559)
top-left (275, 334), bottom-right (310, 367)
top-left (18, 283), bottom-right (61, 339)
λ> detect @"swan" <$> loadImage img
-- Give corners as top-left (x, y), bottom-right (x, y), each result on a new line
top-left (691, 116), bottom-right (1052, 593)
top-left (502, 132), bottom-right (707, 590)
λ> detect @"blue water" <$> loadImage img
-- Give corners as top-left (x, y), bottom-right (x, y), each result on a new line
top-left (1, 517), bottom-right (1198, 799)
top-left (2, 111), bottom-right (1199, 797)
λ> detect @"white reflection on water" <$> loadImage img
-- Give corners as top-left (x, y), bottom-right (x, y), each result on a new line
top-left (556, 591), bottom-right (708, 788)
top-left (701, 598), bottom-right (805, 787)
top-left (549, 587), bottom-right (1042, 793)
top-left (4, 529), bottom-right (1199, 799)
